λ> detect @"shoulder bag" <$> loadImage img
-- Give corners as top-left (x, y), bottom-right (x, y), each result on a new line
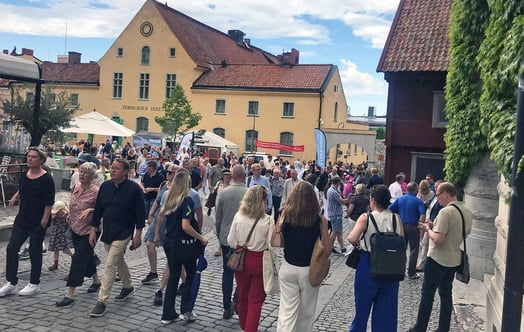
top-left (450, 204), bottom-right (470, 284)
top-left (309, 216), bottom-right (330, 287)
top-left (227, 218), bottom-right (260, 272)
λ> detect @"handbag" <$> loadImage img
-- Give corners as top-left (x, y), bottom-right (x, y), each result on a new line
top-left (205, 191), bottom-right (217, 208)
top-left (451, 204), bottom-right (470, 284)
top-left (345, 247), bottom-right (361, 269)
top-left (227, 218), bottom-right (260, 272)
top-left (263, 248), bottom-right (279, 295)
top-left (309, 217), bottom-right (330, 287)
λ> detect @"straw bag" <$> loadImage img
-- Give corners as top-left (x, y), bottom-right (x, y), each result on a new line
top-left (309, 219), bottom-right (330, 287)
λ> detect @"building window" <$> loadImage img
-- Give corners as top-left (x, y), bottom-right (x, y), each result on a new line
top-left (354, 144), bottom-right (358, 155)
top-left (432, 91), bottom-right (448, 128)
top-left (213, 128), bottom-right (225, 138)
top-left (334, 85), bottom-right (338, 92)
top-left (282, 102), bottom-right (294, 117)
top-left (113, 72), bottom-right (123, 98)
top-left (248, 101), bottom-right (259, 116)
top-left (139, 73), bottom-right (150, 100)
top-left (245, 130), bottom-right (258, 152)
top-left (136, 117), bottom-right (149, 132)
top-left (333, 102), bottom-right (338, 122)
top-left (280, 132), bottom-right (293, 156)
top-left (26, 92), bottom-right (34, 101)
top-left (165, 74), bottom-right (176, 98)
top-left (117, 48), bottom-right (123, 57)
top-left (169, 48), bottom-right (176, 57)
top-left (141, 46), bottom-right (150, 65)
top-left (70, 94), bottom-right (79, 106)
top-left (215, 99), bottom-right (226, 114)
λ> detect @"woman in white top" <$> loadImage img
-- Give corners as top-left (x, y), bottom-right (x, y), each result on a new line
top-left (227, 185), bottom-right (274, 332)
top-left (347, 184), bottom-right (404, 332)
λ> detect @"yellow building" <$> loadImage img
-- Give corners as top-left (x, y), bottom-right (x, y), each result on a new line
top-left (6, 0), bottom-right (374, 162)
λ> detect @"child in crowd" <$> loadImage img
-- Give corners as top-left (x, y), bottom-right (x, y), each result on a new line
top-left (47, 201), bottom-right (74, 271)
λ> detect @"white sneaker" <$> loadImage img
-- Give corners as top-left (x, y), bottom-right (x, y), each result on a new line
top-left (0, 282), bottom-right (18, 297)
top-left (19, 283), bottom-right (40, 296)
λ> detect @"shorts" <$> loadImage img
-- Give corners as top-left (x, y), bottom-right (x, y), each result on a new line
top-left (329, 215), bottom-right (343, 233)
top-left (144, 217), bottom-right (165, 246)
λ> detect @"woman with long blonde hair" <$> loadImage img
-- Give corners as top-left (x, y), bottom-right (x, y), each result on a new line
top-left (227, 185), bottom-right (274, 332)
top-left (157, 169), bottom-right (208, 325)
top-left (271, 181), bottom-right (330, 331)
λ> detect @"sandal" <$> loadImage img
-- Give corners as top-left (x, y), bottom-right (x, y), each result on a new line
top-left (87, 283), bottom-right (101, 293)
top-left (214, 249), bottom-right (222, 257)
top-left (48, 264), bottom-right (58, 271)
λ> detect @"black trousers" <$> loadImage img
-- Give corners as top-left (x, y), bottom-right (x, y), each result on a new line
top-left (6, 222), bottom-right (46, 285)
top-left (67, 232), bottom-right (97, 287)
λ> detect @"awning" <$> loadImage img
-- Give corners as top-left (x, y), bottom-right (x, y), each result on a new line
top-left (61, 110), bottom-right (135, 137)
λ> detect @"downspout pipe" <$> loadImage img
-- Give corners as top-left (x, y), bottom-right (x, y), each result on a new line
top-left (501, 50), bottom-right (524, 332)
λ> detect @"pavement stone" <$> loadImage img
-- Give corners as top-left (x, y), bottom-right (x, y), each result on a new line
top-left (0, 190), bottom-right (485, 331)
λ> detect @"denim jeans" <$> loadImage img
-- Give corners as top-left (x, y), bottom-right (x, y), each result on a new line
top-left (221, 244), bottom-right (238, 310)
top-left (412, 257), bottom-right (457, 332)
top-left (6, 222), bottom-right (46, 285)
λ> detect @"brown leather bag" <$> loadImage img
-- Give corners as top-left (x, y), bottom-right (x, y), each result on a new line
top-left (227, 218), bottom-right (260, 272)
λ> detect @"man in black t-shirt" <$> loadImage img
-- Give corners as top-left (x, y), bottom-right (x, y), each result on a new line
top-left (0, 147), bottom-right (55, 298)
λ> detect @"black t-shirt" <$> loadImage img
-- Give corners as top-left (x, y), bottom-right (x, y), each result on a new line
top-left (281, 216), bottom-right (321, 267)
top-left (164, 196), bottom-right (198, 245)
top-left (142, 172), bottom-right (165, 201)
top-left (349, 194), bottom-right (370, 221)
top-left (15, 171), bottom-right (55, 231)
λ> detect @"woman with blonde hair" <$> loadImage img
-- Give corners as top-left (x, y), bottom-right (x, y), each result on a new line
top-left (347, 183), bottom-right (370, 223)
top-left (417, 179), bottom-right (435, 209)
top-left (271, 181), bottom-right (330, 332)
top-left (227, 185), bottom-right (274, 332)
top-left (156, 170), bottom-right (208, 325)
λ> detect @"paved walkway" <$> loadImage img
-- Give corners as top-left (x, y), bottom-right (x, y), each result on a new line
top-left (0, 191), bottom-right (485, 331)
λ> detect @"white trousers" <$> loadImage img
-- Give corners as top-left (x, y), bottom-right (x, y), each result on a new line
top-left (277, 259), bottom-right (320, 332)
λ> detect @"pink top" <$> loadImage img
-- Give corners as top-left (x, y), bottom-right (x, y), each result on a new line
top-left (68, 183), bottom-right (99, 236)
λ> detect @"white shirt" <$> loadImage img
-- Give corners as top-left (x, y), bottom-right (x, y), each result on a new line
top-left (389, 181), bottom-right (403, 203)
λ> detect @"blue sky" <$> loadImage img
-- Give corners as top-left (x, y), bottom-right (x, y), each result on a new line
top-left (0, 0), bottom-right (400, 116)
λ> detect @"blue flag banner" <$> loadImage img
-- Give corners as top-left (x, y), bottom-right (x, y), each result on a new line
top-left (314, 128), bottom-right (327, 168)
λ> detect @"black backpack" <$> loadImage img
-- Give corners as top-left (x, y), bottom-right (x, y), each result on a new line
top-left (368, 213), bottom-right (406, 281)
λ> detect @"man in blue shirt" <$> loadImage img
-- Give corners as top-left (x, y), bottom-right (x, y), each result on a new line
top-left (247, 163), bottom-right (272, 214)
top-left (389, 181), bottom-right (426, 279)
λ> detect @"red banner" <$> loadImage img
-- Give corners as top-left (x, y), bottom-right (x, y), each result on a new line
top-left (255, 140), bottom-right (304, 152)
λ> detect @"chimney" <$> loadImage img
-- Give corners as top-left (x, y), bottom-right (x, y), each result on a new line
top-left (290, 48), bottom-right (299, 65)
top-left (368, 106), bottom-right (376, 118)
top-left (21, 48), bottom-right (34, 56)
top-left (57, 55), bottom-right (69, 63)
top-left (228, 30), bottom-right (245, 44)
top-left (279, 49), bottom-right (300, 67)
top-left (3, 49), bottom-right (8, 55)
top-left (68, 51), bottom-right (81, 64)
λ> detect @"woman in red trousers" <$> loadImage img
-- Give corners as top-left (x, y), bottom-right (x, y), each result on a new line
top-left (227, 185), bottom-right (273, 332)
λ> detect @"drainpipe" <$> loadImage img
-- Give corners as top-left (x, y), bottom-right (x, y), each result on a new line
top-left (501, 50), bottom-right (524, 332)
top-left (318, 92), bottom-right (323, 129)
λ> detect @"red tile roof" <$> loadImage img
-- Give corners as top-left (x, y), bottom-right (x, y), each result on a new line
top-left (152, 1), bottom-right (281, 69)
top-left (41, 62), bottom-right (99, 85)
top-left (377, 0), bottom-right (452, 73)
top-left (193, 64), bottom-right (335, 92)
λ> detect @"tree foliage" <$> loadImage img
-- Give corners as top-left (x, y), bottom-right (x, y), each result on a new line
top-left (444, 0), bottom-right (489, 189)
top-left (445, 0), bottom-right (524, 188)
top-left (478, 0), bottom-right (524, 184)
top-left (155, 83), bottom-right (202, 137)
top-left (375, 127), bottom-right (386, 140)
top-left (2, 85), bottom-right (77, 147)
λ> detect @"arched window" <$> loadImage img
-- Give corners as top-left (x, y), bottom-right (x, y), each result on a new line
top-left (141, 46), bottom-right (150, 65)
top-left (280, 132), bottom-right (293, 155)
top-left (213, 128), bottom-right (225, 138)
top-left (245, 130), bottom-right (258, 152)
top-left (333, 102), bottom-right (338, 122)
top-left (136, 117), bottom-right (149, 132)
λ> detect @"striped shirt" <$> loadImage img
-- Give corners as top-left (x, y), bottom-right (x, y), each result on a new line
top-left (326, 185), bottom-right (343, 219)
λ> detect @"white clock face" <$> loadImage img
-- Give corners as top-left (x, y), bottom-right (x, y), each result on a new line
top-left (140, 22), bottom-right (153, 37)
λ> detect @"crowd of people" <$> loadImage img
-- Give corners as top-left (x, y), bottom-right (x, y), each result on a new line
top-left (0, 142), bottom-right (473, 332)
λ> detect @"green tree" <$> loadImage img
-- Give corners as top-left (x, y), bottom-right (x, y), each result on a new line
top-left (155, 83), bottom-right (202, 137)
top-left (375, 127), bottom-right (386, 139)
top-left (2, 85), bottom-right (77, 147)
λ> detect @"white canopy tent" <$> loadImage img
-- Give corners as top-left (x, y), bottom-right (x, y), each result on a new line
top-left (61, 110), bottom-right (135, 137)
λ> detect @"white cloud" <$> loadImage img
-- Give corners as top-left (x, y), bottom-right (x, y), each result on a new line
top-left (0, 0), bottom-right (399, 48)
top-left (339, 59), bottom-right (387, 96)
